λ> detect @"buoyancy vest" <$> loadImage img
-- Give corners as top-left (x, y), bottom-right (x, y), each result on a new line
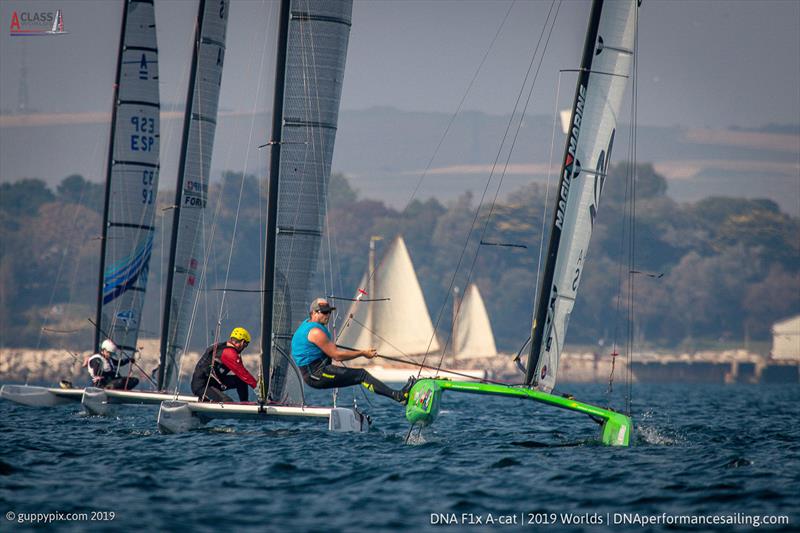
top-left (192, 342), bottom-right (233, 386)
top-left (87, 353), bottom-right (112, 379)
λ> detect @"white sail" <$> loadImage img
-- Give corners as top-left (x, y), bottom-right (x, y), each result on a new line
top-left (159, 0), bottom-right (228, 392)
top-left (338, 237), bottom-right (440, 356)
top-left (528, 0), bottom-right (637, 392)
top-left (453, 284), bottom-right (497, 359)
top-left (98, 0), bottom-right (160, 356)
top-left (268, 0), bottom-right (353, 402)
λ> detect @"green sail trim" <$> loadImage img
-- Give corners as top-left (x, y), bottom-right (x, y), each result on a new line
top-left (405, 379), bottom-right (631, 447)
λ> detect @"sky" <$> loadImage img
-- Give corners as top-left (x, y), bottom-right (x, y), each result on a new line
top-left (1, 0), bottom-right (798, 127)
top-left (0, 0), bottom-right (798, 212)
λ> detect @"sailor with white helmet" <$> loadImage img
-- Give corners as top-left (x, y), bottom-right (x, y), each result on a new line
top-left (86, 339), bottom-right (139, 390)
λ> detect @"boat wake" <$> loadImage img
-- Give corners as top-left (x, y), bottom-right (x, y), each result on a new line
top-left (404, 427), bottom-right (429, 446)
top-left (636, 424), bottom-right (680, 446)
top-left (511, 440), bottom-right (587, 449)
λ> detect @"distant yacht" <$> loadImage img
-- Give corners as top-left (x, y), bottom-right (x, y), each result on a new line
top-left (451, 283), bottom-right (498, 360)
top-left (336, 236), bottom-right (485, 382)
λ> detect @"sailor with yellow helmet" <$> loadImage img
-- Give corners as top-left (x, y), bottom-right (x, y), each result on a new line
top-left (191, 327), bottom-right (257, 402)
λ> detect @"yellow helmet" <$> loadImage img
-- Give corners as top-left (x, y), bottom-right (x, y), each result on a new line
top-left (230, 327), bottom-right (251, 343)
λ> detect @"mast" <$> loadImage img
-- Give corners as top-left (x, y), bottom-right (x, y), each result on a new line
top-left (265, 0), bottom-right (353, 404)
top-left (451, 285), bottom-right (460, 356)
top-left (368, 235), bottom-right (380, 347)
top-left (157, 0), bottom-right (228, 392)
top-left (526, 0), bottom-right (637, 389)
top-left (157, 1), bottom-right (203, 390)
top-left (260, 0), bottom-right (291, 402)
top-left (94, 1), bottom-right (128, 352)
top-left (159, 0), bottom-right (201, 390)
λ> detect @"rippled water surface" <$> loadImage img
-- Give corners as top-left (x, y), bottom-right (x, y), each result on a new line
top-left (1, 383), bottom-right (798, 531)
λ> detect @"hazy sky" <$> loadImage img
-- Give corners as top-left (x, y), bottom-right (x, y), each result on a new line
top-left (1, 0), bottom-right (799, 129)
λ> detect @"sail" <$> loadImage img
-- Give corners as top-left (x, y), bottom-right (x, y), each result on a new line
top-left (453, 284), bottom-right (497, 359)
top-left (527, 0), bottom-right (637, 391)
top-left (158, 0), bottom-right (228, 392)
top-left (96, 0), bottom-right (160, 357)
top-left (268, 0), bottom-right (353, 403)
top-left (337, 237), bottom-right (441, 356)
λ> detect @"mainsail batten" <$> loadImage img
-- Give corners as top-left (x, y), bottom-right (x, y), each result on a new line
top-left (527, 0), bottom-right (637, 391)
top-left (96, 0), bottom-right (160, 355)
top-left (158, 0), bottom-right (228, 392)
top-left (265, 0), bottom-right (353, 403)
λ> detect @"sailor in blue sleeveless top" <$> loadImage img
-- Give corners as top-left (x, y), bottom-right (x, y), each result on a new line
top-left (291, 297), bottom-right (416, 404)
top-left (291, 319), bottom-right (331, 367)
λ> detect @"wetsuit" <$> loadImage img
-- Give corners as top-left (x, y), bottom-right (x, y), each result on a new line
top-left (191, 342), bottom-right (257, 402)
top-left (87, 354), bottom-right (139, 390)
top-left (291, 319), bottom-right (404, 402)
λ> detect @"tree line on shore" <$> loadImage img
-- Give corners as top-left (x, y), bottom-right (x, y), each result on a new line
top-left (0, 163), bottom-right (797, 354)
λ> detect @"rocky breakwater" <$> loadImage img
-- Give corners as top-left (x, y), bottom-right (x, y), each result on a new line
top-left (0, 338), bottom-right (264, 388)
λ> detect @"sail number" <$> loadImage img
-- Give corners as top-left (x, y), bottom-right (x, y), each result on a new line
top-left (130, 115), bottom-right (155, 152)
top-left (142, 170), bottom-right (155, 204)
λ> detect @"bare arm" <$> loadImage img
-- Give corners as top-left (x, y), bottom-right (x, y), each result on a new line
top-left (307, 328), bottom-right (376, 362)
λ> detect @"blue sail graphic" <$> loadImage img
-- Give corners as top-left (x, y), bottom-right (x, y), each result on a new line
top-left (103, 236), bottom-right (153, 304)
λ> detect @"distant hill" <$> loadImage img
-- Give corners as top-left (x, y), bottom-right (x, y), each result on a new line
top-left (1, 106), bottom-right (798, 214)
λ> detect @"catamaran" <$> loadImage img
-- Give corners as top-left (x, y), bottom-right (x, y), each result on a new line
top-left (157, 0), bottom-right (368, 434)
top-left (1, 0), bottom-right (162, 408)
top-left (81, 0), bottom-right (230, 415)
top-left (404, 0), bottom-right (639, 446)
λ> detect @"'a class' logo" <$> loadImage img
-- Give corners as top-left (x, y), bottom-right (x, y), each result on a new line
top-left (10, 9), bottom-right (67, 36)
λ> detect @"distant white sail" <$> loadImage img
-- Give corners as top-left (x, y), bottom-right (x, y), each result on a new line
top-left (97, 0), bottom-right (160, 356)
top-left (337, 236), bottom-right (440, 356)
top-left (453, 284), bottom-right (497, 359)
top-left (159, 0), bottom-right (228, 392)
top-left (527, 0), bottom-right (637, 392)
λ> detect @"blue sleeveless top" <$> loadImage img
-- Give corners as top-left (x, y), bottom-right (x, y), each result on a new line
top-left (291, 319), bottom-right (331, 367)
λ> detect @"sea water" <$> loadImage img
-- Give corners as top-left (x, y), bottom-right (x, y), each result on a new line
top-left (1, 384), bottom-right (798, 532)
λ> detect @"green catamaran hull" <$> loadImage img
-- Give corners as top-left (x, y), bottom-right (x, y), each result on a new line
top-left (405, 379), bottom-right (631, 446)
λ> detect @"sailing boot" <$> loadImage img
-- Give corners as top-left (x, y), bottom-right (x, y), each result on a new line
top-left (394, 376), bottom-right (417, 405)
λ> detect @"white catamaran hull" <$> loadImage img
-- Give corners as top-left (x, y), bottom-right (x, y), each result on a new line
top-left (0, 385), bottom-right (83, 407)
top-left (81, 387), bottom-right (198, 416)
top-left (157, 400), bottom-right (370, 434)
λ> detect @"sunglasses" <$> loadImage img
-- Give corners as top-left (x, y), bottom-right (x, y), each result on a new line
top-left (319, 309), bottom-right (331, 315)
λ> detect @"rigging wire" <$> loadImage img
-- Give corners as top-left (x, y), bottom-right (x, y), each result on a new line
top-left (171, 1), bottom-right (274, 397)
top-left (626, 3), bottom-right (640, 417)
top-left (344, 318), bottom-right (508, 386)
top-left (423, 0), bottom-right (562, 376)
top-left (341, 0), bottom-right (518, 329)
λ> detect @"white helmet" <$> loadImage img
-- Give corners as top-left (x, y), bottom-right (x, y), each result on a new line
top-left (100, 339), bottom-right (118, 355)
